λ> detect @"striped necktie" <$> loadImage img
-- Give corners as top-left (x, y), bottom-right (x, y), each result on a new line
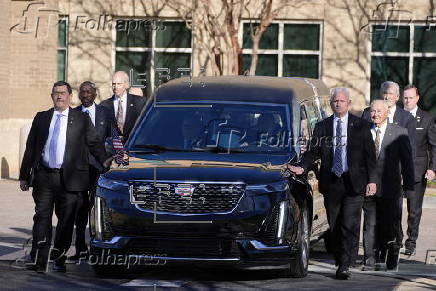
top-left (332, 119), bottom-right (343, 177)
top-left (48, 113), bottom-right (62, 168)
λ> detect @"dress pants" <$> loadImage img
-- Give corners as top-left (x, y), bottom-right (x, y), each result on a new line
top-left (30, 166), bottom-right (79, 266)
top-left (378, 196), bottom-right (403, 256)
top-left (73, 166), bottom-right (100, 254)
top-left (324, 172), bottom-right (364, 269)
top-left (361, 196), bottom-right (378, 262)
top-left (405, 178), bottom-right (427, 249)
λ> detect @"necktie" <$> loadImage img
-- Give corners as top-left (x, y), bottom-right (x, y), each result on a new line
top-left (49, 114), bottom-right (62, 168)
top-left (332, 119), bottom-right (343, 177)
top-left (84, 108), bottom-right (94, 126)
top-left (374, 128), bottom-right (381, 158)
top-left (116, 97), bottom-right (124, 134)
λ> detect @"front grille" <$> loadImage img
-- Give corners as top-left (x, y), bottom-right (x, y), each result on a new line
top-left (125, 238), bottom-right (239, 258)
top-left (130, 182), bottom-right (245, 214)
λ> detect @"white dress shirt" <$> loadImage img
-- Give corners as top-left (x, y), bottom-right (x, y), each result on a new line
top-left (371, 121), bottom-right (387, 154)
top-left (388, 106), bottom-right (397, 123)
top-left (406, 106), bottom-right (418, 118)
top-left (113, 92), bottom-right (127, 123)
top-left (82, 103), bottom-right (96, 126)
top-left (332, 113), bottom-right (349, 172)
top-left (42, 108), bottom-right (69, 168)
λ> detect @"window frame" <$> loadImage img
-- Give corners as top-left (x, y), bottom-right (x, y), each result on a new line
top-left (367, 23), bottom-right (436, 102)
top-left (112, 18), bottom-right (193, 95)
top-left (239, 20), bottom-right (323, 78)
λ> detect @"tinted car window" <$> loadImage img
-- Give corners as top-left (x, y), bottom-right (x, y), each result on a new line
top-left (130, 103), bottom-right (292, 153)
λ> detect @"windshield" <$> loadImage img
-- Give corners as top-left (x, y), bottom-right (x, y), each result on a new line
top-left (130, 102), bottom-right (293, 154)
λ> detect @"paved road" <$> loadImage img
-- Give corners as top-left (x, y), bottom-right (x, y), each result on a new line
top-left (1, 180), bottom-right (436, 290)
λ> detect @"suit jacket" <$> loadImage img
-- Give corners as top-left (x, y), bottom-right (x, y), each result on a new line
top-left (300, 113), bottom-right (377, 195)
top-left (410, 107), bottom-right (436, 181)
top-left (374, 123), bottom-right (415, 198)
top-left (73, 104), bottom-right (115, 172)
top-left (362, 105), bottom-right (416, 157)
top-left (19, 108), bottom-right (108, 192)
top-left (99, 93), bottom-right (146, 141)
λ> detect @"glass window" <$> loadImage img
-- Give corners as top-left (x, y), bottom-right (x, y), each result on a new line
top-left (131, 103), bottom-right (292, 154)
top-left (242, 22), bottom-right (321, 78)
top-left (413, 57), bottom-right (436, 114)
top-left (156, 22), bottom-right (191, 48)
top-left (284, 24), bottom-right (319, 50)
top-left (414, 26), bottom-right (436, 53)
top-left (371, 25), bottom-right (409, 53)
top-left (57, 16), bottom-right (68, 81)
top-left (242, 54), bottom-right (278, 76)
top-left (115, 20), bottom-right (192, 96)
top-left (283, 55), bottom-right (318, 78)
top-left (243, 23), bottom-right (278, 49)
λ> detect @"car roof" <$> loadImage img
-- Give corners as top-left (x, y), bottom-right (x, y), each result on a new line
top-left (154, 76), bottom-right (330, 104)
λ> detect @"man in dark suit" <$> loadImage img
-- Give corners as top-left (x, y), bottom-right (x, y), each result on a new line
top-left (362, 100), bottom-right (414, 271)
top-left (68, 81), bottom-right (114, 262)
top-left (100, 71), bottom-right (146, 142)
top-left (288, 88), bottom-right (377, 280)
top-left (19, 81), bottom-right (111, 273)
top-left (363, 100), bottom-right (414, 270)
top-left (362, 81), bottom-right (416, 157)
top-left (402, 85), bottom-right (436, 255)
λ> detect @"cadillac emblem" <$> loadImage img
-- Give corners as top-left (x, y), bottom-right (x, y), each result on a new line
top-left (175, 184), bottom-right (195, 198)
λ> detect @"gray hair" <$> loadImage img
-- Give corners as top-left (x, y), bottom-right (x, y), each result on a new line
top-left (113, 71), bottom-right (130, 85)
top-left (379, 81), bottom-right (399, 97)
top-left (330, 87), bottom-right (350, 101)
top-left (370, 99), bottom-right (389, 111)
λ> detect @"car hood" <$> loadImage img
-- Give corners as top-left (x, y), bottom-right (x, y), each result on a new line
top-left (104, 151), bottom-right (292, 184)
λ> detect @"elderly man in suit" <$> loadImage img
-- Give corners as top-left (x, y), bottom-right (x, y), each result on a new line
top-left (362, 81), bottom-right (416, 156)
top-left (68, 81), bottom-right (114, 262)
top-left (402, 85), bottom-right (436, 256)
top-left (19, 81), bottom-right (112, 273)
top-left (100, 71), bottom-right (146, 142)
top-left (288, 88), bottom-right (377, 280)
top-left (362, 100), bottom-right (414, 271)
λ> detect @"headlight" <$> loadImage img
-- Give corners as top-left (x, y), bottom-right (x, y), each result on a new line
top-left (246, 180), bottom-right (289, 194)
top-left (97, 175), bottom-right (128, 191)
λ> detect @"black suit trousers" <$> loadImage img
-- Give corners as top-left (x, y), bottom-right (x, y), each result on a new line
top-left (324, 173), bottom-right (364, 269)
top-left (74, 166), bottom-right (100, 253)
top-left (31, 166), bottom-right (79, 265)
top-left (405, 178), bottom-right (427, 248)
top-left (378, 197), bottom-right (403, 255)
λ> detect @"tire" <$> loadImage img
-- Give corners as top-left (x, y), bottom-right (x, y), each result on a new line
top-left (287, 204), bottom-right (310, 278)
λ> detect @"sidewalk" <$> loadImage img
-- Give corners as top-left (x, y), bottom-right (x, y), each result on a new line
top-left (1, 179), bottom-right (436, 276)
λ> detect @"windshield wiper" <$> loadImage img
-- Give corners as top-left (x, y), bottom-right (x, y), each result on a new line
top-left (197, 146), bottom-right (247, 153)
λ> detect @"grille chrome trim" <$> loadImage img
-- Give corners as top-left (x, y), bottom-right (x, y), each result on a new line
top-left (130, 180), bottom-right (246, 215)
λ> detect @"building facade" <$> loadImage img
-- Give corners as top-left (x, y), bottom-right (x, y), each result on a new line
top-left (1, 0), bottom-right (436, 178)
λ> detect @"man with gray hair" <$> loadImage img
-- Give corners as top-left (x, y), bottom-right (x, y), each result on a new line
top-left (361, 99), bottom-right (414, 271)
top-left (100, 71), bottom-right (146, 142)
top-left (362, 81), bottom-right (416, 157)
top-left (288, 88), bottom-right (377, 279)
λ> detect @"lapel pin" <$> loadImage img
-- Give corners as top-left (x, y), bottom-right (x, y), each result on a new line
top-left (130, 104), bottom-right (134, 107)
top-left (100, 121), bottom-right (104, 125)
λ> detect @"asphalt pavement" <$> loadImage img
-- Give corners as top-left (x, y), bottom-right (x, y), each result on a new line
top-left (1, 179), bottom-right (436, 290)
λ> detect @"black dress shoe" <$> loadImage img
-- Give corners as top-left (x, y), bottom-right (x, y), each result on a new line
top-left (404, 247), bottom-right (416, 256)
top-left (53, 261), bottom-right (67, 273)
top-left (25, 263), bottom-right (46, 273)
top-left (336, 267), bottom-right (351, 280)
top-left (386, 248), bottom-right (400, 271)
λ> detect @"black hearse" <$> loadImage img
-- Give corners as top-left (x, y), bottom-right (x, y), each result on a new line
top-left (90, 76), bottom-right (331, 277)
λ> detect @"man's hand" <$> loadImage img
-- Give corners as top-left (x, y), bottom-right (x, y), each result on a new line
top-left (286, 165), bottom-right (304, 175)
top-left (365, 182), bottom-right (376, 196)
top-left (425, 169), bottom-right (435, 181)
top-left (20, 180), bottom-right (29, 191)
